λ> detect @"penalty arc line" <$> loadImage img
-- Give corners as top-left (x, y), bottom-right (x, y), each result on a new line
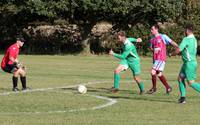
top-left (0, 81), bottom-right (117, 115)
top-left (0, 81), bottom-right (107, 96)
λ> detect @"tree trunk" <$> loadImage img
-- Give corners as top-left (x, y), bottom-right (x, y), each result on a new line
top-left (81, 37), bottom-right (91, 54)
top-left (79, 23), bottom-right (93, 55)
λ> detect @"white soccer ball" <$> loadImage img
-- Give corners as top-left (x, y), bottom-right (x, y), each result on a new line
top-left (78, 85), bottom-right (87, 94)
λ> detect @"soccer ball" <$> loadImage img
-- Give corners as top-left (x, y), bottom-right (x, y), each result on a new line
top-left (77, 85), bottom-right (87, 94)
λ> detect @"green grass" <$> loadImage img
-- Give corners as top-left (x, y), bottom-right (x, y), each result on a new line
top-left (0, 55), bottom-right (200, 125)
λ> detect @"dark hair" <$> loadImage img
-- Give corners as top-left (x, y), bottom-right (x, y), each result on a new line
top-left (16, 35), bottom-right (25, 42)
top-left (152, 24), bottom-right (159, 30)
top-left (117, 31), bottom-right (126, 37)
top-left (185, 24), bottom-right (194, 32)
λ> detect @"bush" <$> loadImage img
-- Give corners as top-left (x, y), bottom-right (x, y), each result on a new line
top-left (23, 25), bottom-right (82, 54)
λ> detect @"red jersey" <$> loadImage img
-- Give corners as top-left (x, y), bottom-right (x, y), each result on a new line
top-left (1, 43), bottom-right (19, 69)
top-left (150, 34), bottom-right (172, 61)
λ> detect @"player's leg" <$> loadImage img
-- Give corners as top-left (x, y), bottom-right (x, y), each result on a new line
top-left (157, 71), bottom-right (172, 94)
top-left (134, 75), bottom-right (145, 94)
top-left (112, 60), bottom-right (128, 92)
top-left (147, 68), bottom-right (157, 94)
top-left (178, 68), bottom-right (186, 104)
top-left (3, 64), bottom-right (19, 91)
top-left (186, 62), bottom-right (200, 92)
top-left (16, 67), bottom-right (28, 90)
top-left (189, 80), bottom-right (200, 92)
top-left (129, 60), bottom-right (145, 94)
top-left (155, 61), bottom-right (172, 94)
top-left (112, 65), bottom-right (126, 91)
top-left (13, 69), bottom-right (20, 91)
top-left (147, 60), bottom-right (165, 94)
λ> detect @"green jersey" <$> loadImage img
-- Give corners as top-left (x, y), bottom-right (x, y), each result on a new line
top-left (179, 34), bottom-right (197, 62)
top-left (114, 38), bottom-right (140, 62)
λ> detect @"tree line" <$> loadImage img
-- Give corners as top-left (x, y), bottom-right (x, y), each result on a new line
top-left (0, 0), bottom-right (200, 55)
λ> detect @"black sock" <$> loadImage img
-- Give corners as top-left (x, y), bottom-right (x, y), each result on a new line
top-left (181, 97), bottom-right (185, 100)
top-left (12, 76), bottom-right (18, 88)
top-left (20, 76), bottom-right (26, 88)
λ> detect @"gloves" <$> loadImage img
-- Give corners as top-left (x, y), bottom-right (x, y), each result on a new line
top-left (13, 62), bottom-right (23, 69)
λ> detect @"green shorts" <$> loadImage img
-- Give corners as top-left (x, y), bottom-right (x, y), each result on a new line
top-left (179, 61), bottom-right (197, 81)
top-left (119, 59), bottom-right (141, 76)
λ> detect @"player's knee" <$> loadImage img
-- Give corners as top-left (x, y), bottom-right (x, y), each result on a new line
top-left (188, 80), bottom-right (195, 86)
top-left (13, 72), bottom-right (19, 77)
top-left (178, 73), bottom-right (185, 81)
top-left (114, 69), bottom-right (120, 74)
top-left (134, 77), bottom-right (141, 83)
top-left (178, 76), bottom-right (182, 82)
top-left (178, 77), bottom-right (181, 81)
top-left (18, 68), bottom-right (26, 76)
top-left (21, 71), bottom-right (26, 76)
top-left (21, 72), bottom-right (26, 77)
top-left (157, 72), bottom-right (162, 77)
top-left (151, 70), bottom-right (156, 75)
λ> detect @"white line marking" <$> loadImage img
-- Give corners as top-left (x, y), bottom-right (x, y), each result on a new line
top-left (89, 94), bottom-right (117, 110)
top-left (0, 79), bottom-right (178, 96)
top-left (0, 81), bottom-right (107, 96)
top-left (0, 81), bottom-right (117, 115)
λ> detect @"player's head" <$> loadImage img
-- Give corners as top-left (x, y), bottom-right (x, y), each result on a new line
top-left (117, 31), bottom-right (126, 43)
top-left (16, 35), bottom-right (25, 47)
top-left (185, 24), bottom-right (194, 36)
top-left (151, 24), bottom-right (159, 36)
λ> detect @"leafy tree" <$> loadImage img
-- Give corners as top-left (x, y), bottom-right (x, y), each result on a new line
top-left (0, 0), bottom-right (200, 54)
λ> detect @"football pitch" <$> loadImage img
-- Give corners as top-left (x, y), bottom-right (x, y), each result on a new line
top-left (0, 55), bottom-right (200, 125)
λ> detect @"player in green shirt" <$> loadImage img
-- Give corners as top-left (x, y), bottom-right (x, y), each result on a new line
top-left (171, 24), bottom-right (200, 103)
top-left (109, 31), bottom-right (145, 94)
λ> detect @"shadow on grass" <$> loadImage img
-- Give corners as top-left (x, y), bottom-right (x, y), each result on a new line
top-left (88, 87), bottom-right (177, 104)
top-left (107, 95), bottom-right (175, 103)
top-left (0, 87), bottom-right (12, 92)
top-left (60, 86), bottom-right (176, 104)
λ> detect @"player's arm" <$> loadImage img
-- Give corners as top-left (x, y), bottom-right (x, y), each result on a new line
top-left (162, 34), bottom-right (178, 48)
top-left (109, 46), bottom-right (132, 60)
top-left (171, 38), bottom-right (187, 56)
top-left (168, 41), bottom-right (179, 56)
top-left (9, 56), bottom-right (20, 68)
top-left (14, 58), bottom-right (19, 63)
top-left (170, 41), bottom-right (179, 49)
top-left (9, 49), bottom-right (19, 64)
top-left (9, 56), bottom-right (16, 63)
top-left (149, 47), bottom-right (153, 52)
top-left (170, 48), bottom-right (181, 56)
top-left (128, 38), bottom-right (142, 43)
top-left (149, 41), bottom-right (154, 52)
top-left (162, 34), bottom-right (179, 55)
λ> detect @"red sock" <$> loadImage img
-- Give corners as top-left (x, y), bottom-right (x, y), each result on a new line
top-left (152, 75), bottom-right (157, 89)
top-left (158, 75), bottom-right (170, 89)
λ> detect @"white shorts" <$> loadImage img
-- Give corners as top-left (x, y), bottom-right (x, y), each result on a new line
top-left (152, 60), bottom-right (165, 71)
top-left (122, 64), bottom-right (129, 71)
top-left (119, 60), bottom-right (129, 71)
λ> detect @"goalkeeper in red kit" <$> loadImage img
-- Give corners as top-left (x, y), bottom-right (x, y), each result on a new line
top-left (1, 35), bottom-right (29, 92)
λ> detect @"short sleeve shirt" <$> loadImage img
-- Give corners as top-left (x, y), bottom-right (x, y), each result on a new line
top-left (179, 34), bottom-right (197, 62)
top-left (1, 43), bottom-right (19, 68)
